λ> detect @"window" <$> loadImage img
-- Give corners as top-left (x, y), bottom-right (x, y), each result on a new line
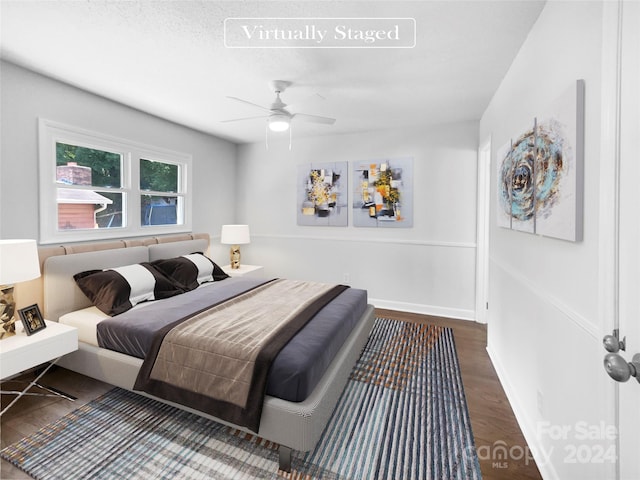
top-left (39, 119), bottom-right (192, 244)
top-left (140, 158), bottom-right (182, 227)
top-left (56, 142), bottom-right (124, 230)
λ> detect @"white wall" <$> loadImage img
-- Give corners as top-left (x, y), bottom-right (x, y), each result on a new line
top-left (236, 122), bottom-right (479, 319)
top-left (480, 2), bottom-right (615, 479)
top-left (0, 61), bottom-right (237, 257)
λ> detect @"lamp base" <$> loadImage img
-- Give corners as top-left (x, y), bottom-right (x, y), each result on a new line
top-left (0, 285), bottom-right (17, 340)
top-left (1, 318), bottom-right (16, 339)
top-left (230, 245), bottom-right (241, 269)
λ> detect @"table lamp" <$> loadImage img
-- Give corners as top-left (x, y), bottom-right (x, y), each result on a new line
top-left (0, 239), bottom-right (41, 339)
top-left (220, 225), bottom-right (250, 269)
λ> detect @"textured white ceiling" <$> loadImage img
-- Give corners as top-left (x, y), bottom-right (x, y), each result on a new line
top-left (1, 1), bottom-right (545, 144)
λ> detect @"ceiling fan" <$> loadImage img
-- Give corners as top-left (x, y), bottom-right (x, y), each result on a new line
top-left (222, 80), bottom-right (336, 134)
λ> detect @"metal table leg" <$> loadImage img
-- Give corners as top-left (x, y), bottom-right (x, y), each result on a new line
top-left (0, 358), bottom-right (76, 416)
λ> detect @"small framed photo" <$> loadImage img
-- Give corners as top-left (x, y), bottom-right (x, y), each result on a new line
top-left (19, 304), bottom-right (46, 335)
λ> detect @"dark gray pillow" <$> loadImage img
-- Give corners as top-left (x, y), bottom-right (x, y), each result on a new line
top-left (74, 262), bottom-right (183, 316)
top-left (151, 252), bottom-right (229, 291)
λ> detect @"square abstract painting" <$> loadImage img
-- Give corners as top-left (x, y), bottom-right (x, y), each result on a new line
top-left (297, 162), bottom-right (348, 226)
top-left (353, 157), bottom-right (413, 228)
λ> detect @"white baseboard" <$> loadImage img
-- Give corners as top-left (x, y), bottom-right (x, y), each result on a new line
top-left (486, 345), bottom-right (558, 480)
top-left (370, 298), bottom-right (476, 321)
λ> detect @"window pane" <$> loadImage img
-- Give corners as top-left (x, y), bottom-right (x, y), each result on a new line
top-left (140, 159), bottom-right (178, 192)
top-left (141, 195), bottom-right (180, 226)
top-left (57, 190), bottom-right (123, 230)
top-left (56, 142), bottom-right (122, 188)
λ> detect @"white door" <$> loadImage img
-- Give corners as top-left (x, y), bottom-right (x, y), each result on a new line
top-left (601, 1), bottom-right (640, 478)
top-left (617, 1), bottom-right (640, 477)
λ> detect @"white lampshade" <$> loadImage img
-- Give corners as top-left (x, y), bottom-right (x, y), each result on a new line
top-left (0, 239), bottom-right (41, 284)
top-left (220, 225), bottom-right (251, 245)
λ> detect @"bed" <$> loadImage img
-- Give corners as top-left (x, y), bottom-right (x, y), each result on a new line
top-left (42, 237), bottom-right (375, 472)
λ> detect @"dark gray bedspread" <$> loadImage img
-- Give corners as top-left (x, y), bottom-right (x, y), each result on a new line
top-left (97, 277), bottom-right (367, 402)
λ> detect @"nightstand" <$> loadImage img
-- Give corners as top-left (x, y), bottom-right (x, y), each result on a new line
top-left (222, 264), bottom-right (264, 278)
top-left (0, 320), bottom-right (78, 415)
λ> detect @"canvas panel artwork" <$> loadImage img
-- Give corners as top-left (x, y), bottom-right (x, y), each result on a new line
top-left (297, 162), bottom-right (348, 226)
top-left (352, 157), bottom-right (413, 228)
top-left (497, 123), bottom-right (537, 234)
top-left (496, 79), bottom-right (584, 242)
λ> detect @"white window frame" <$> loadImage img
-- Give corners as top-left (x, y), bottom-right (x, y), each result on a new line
top-left (38, 118), bottom-right (192, 244)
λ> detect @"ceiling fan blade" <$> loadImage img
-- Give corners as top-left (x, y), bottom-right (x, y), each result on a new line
top-left (292, 113), bottom-right (336, 125)
top-left (226, 96), bottom-right (272, 113)
top-left (221, 115), bottom-right (268, 123)
top-left (286, 92), bottom-right (326, 111)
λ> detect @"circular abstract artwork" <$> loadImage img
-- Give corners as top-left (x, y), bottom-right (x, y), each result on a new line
top-left (498, 120), bottom-right (568, 223)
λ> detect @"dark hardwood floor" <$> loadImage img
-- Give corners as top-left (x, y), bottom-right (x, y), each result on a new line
top-left (1, 310), bottom-right (541, 479)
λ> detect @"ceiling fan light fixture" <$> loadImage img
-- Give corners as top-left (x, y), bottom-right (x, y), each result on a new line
top-left (268, 114), bottom-right (290, 132)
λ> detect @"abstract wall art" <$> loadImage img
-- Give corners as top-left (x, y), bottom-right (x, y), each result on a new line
top-left (297, 162), bottom-right (348, 226)
top-left (352, 157), bottom-right (413, 228)
top-left (497, 79), bottom-right (585, 241)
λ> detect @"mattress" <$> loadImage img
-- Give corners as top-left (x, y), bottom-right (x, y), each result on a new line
top-left (60, 277), bottom-right (367, 402)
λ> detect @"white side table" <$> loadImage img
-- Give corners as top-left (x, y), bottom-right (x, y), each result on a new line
top-left (222, 264), bottom-right (264, 278)
top-left (0, 320), bottom-right (78, 415)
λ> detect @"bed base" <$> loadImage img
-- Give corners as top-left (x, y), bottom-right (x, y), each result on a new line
top-left (57, 304), bottom-right (375, 472)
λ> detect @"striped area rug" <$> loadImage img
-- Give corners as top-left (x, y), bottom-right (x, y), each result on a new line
top-left (1, 318), bottom-right (481, 479)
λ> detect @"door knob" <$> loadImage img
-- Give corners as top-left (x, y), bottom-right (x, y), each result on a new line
top-left (603, 329), bottom-right (625, 352)
top-left (603, 353), bottom-right (640, 383)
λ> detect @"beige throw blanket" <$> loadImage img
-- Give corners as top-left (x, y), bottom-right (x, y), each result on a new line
top-left (135, 279), bottom-right (348, 431)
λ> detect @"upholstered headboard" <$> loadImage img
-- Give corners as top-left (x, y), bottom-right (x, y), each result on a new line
top-left (43, 237), bottom-right (209, 321)
top-left (148, 239), bottom-right (208, 262)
